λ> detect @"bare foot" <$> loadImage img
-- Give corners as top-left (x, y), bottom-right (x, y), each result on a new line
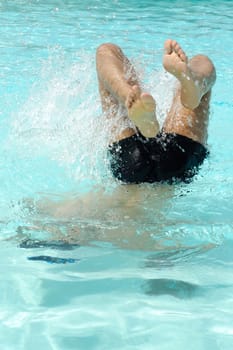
top-left (163, 39), bottom-right (202, 109)
top-left (126, 85), bottom-right (159, 138)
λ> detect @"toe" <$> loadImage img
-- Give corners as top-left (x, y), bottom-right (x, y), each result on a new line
top-left (164, 39), bottom-right (173, 54)
top-left (131, 85), bottom-right (141, 97)
top-left (141, 93), bottom-right (156, 111)
top-left (172, 40), bottom-right (187, 62)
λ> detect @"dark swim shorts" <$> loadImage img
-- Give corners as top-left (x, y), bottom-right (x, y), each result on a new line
top-left (108, 132), bottom-right (209, 183)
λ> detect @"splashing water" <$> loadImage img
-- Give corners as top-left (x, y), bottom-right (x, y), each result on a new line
top-left (7, 50), bottom-right (109, 185)
top-left (0, 47), bottom-right (226, 251)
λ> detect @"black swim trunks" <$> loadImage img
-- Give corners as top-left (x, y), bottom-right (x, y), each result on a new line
top-left (108, 132), bottom-right (208, 183)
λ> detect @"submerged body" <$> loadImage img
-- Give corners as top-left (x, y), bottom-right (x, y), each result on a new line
top-left (23, 40), bottom-right (216, 235)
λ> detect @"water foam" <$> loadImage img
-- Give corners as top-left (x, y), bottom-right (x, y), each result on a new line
top-left (8, 49), bottom-right (114, 190)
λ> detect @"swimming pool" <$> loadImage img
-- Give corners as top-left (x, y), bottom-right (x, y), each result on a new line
top-left (0, 0), bottom-right (233, 348)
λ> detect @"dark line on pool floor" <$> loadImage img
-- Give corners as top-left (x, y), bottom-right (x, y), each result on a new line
top-left (27, 255), bottom-right (80, 264)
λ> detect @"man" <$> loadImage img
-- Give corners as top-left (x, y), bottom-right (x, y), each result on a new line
top-left (96, 39), bottom-right (216, 183)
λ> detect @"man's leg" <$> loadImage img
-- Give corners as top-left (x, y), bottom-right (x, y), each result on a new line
top-left (162, 39), bottom-right (216, 145)
top-left (96, 43), bottom-right (159, 140)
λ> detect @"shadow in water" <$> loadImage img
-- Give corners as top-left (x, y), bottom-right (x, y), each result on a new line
top-left (19, 238), bottom-right (80, 264)
top-left (143, 278), bottom-right (202, 299)
top-left (19, 238), bottom-right (80, 250)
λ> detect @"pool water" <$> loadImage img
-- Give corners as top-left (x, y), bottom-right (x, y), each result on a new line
top-left (0, 0), bottom-right (233, 349)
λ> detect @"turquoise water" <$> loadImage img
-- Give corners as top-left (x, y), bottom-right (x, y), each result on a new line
top-left (1, 0), bottom-right (233, 349)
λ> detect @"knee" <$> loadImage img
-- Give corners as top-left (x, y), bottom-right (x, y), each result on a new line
top-left (190, 54), bottom-right (216, 76)
top-left (190, 54), bottom-right (214, 70)
top-left (96, 42), bottom-right (121, 58)
top-left (191, 54), bottom-right (212, 65)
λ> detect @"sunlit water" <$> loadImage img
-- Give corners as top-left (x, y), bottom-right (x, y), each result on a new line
top-left (0, 0), bottom-right (233, 349)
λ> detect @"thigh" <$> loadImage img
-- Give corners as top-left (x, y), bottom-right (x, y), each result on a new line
top-left (163, 88), bottom-right (211, 146)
